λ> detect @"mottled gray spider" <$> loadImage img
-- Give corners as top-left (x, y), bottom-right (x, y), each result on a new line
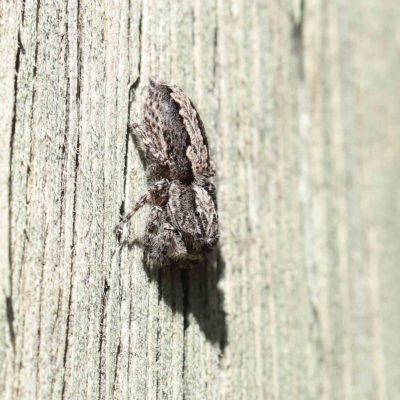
top-left (117, 78), bottom-right (219, 267)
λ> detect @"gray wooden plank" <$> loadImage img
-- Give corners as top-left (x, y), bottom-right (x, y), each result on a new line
top-left (1, 0), bottom-right (399, 399)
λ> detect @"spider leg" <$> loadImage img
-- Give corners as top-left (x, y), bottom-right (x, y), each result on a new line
top-left (115, 178), bottom-right (170, 234)
top-left (142, 206), bottom-right (188, 268)
top-left (142, 206), bottom-right (165, 267)
top-left (152, 223), bottom-right (189, 267)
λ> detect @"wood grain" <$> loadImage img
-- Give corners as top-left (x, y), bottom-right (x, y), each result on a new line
top-left (1, 0), bottom-right (399, 398)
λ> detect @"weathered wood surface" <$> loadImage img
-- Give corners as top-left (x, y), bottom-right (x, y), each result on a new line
top-left (1, 0), bottom-right (400, 398)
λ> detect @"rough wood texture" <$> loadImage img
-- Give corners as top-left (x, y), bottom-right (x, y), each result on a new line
top-left (1, 0), bottom-right (399, 399)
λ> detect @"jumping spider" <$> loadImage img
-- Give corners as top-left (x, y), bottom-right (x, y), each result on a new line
top-left (117, 78), bottom-right (219, 268)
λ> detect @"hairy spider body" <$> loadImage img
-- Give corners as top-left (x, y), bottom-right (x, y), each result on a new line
top-left (117, 78), bottom-right (219, 267)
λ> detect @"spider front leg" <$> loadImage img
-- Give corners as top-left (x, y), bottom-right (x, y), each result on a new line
top-left (153, 224), bottom-right (188, 266)
top-left (143, 206), bottom-right (166, 265)
top-left (143, 206), bottom-right (188, 268)
top-left (115, 178), bottom-right (170, 234)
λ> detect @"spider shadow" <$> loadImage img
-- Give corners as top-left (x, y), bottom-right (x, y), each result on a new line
top-left (146, 244), bottom-right (227, 353)
top-left (123, 125), bottom-right (227, 351)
